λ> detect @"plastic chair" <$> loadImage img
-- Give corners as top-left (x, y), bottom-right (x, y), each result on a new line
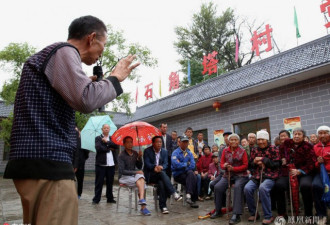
top-left (116, 183), bottom-right (138, 214)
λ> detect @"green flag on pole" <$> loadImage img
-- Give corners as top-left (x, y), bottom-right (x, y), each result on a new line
top-left (294, 7), bottom-right (301, 38)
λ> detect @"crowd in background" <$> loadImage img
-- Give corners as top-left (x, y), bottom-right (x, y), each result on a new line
top-left (74, 123), bottom-right (330, 225)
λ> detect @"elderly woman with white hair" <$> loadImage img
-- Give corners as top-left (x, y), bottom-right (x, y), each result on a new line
top-left (244, 130), bottom-right (280, 224)
top-left (275, 127), bottom-right (316, 219)
top-left (210, 133), bottom-right (249, 225)
top-left (312, 125), bottom-right (330, 225)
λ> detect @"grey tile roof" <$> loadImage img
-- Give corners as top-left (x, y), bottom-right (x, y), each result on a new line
top-left (106, 111), bottom-right (131, 127)
top-left (0, 101), bottom-right (13, 118)
top-left (131, 35), bottom-right (330, 122)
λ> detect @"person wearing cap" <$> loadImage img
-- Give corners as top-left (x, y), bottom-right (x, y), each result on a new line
top-left (244, 130), bottom-right (280, 224)
top-left (171, 135), bottom-right (199, 208)
top-left (312, 125), bottom-right (330, 225)
top-left (211, 133), bottom-right (249, 224)
top-left (196, 145), bottom-right (213, 200)
top-left (208, 151), bottom-right (220, 194)
top-left (275, 127), bottom-right (316, 219)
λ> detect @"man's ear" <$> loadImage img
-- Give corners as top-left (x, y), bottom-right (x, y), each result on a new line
top-left (87, 32), bottom-right (97, 46)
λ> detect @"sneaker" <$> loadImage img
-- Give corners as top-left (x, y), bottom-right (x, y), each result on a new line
top-left (140, 207), bottom-right (151, 216)
top-left (205, 196), bottom-right (211, 200)
top-left (92, 201), bottom-right (99, 205)
top-left (186, 197), bottom-right (193, 205)
top-left (198, 196), bottom-right (204, 201)
top-left (174, 192), bottom-right (182, 201)
top-left (161, 207), bottom-right (169, 214)
top-left (138, 199), bottom-right (147, 205)
top-left (262, 217), bottom-right (274, 225)
top-left (190, 202), bottom-right (199, 208)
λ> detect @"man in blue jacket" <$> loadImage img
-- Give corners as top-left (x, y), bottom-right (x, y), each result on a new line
top-left (143, 136), bottom-right (182, 214)
top-left (171, 136), bottom-right (199, 208)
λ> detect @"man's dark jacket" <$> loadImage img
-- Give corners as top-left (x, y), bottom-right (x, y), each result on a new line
top-left (143, 146), bottom-right (168, 183)
top-left (95, 134), bottom-right (118, 166)
top-left (161, 134), bottom-right (173, 156)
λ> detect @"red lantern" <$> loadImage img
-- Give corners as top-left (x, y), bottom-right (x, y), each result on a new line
top-left (213, 101), bottom-right (221, 111)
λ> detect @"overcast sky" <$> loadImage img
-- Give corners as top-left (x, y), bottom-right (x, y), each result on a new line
top-left (0, 0), bottom-right (327, 111)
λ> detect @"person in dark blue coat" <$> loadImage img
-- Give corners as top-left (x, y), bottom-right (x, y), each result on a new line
top-left (143, 136), bottom-right (182, 214)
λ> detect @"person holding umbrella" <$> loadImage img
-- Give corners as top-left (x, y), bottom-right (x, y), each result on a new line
top-left (244, 130), bottom-right (280, 224)
top-left (118, 136), bottom-right (150, 216)
top-left (275, 127), bottom-right (316, 219)
top-left (312, 125), bottom-right (330, 225)
top-left (92, 124), bottom-right (118, 204)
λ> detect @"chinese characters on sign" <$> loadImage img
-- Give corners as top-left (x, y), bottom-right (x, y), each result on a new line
top-left (144, 83), bottom-right (153, 100)
top-left (251, 24), bottom-right (273, 56)
top-left (320, 0), bottom-right (330, 28)
top-left (169, 72), bottom-right (180, 91)
top-left (202, 51), bottom-right (218, 76)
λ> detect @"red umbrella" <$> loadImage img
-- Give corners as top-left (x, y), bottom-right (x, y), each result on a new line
top-left (288, 163), bottom-right (299, 216)
top-left (111, 121), bottom-right (161, 146)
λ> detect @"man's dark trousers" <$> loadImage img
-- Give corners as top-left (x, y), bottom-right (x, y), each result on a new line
top-left (75, 168), bottom-right (85, 196)
top-left (174, 170), bottom-right (198, 201)
top-left (149, 171), bottom-right (175, 208)
top-left (93, 165), bottom-right (115, 203)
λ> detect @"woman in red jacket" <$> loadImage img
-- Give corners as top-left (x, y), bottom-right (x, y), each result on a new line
top-left (196, 145), bottom-right (213, 200)
top-left (312, 125), bottom-right (330, 225)
top-left (211, 133), bottom-right (249, 224)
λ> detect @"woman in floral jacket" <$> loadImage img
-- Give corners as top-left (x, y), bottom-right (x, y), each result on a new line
top-left (275, 127), bottom-right (316, 218)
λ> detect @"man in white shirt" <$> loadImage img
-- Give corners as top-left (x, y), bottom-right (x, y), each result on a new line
top-left (92, 124), bottom-right (118, 204)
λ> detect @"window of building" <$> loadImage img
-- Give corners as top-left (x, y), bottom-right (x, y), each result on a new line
top-left (193, 129), bottom-right (208, 143)
top-left (233, 118), bottom-right (270, 140)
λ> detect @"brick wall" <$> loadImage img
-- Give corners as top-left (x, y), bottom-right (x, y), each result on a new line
top-left (152, 73), bottom-right (330, 147)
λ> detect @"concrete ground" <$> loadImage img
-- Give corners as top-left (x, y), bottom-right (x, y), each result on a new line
top-left (0, 172), bottom-right (299, 225)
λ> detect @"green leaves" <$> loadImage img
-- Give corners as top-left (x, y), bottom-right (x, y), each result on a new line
top-left (0, 112), bottom-right (13, 146)
top-left (101, 25), bottom-right (157, 83)
top-left (174, 3), bottom-right (259, 88)
top-left (0, 43), bottom-right (36, 80)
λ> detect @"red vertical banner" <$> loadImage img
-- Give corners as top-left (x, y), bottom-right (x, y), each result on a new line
top-left (135, 86), bottom-right (138, 104)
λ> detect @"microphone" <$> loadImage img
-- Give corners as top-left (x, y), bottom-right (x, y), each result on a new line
top-left (93, 63), bottom-right (105, 112)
